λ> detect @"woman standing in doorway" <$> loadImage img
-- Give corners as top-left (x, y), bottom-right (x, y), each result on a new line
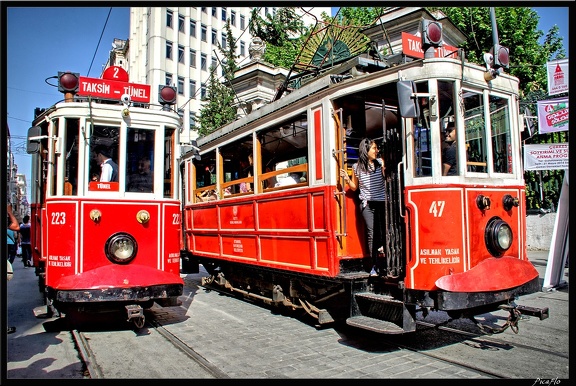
top-left (340, 138), bottom-right (387, 276)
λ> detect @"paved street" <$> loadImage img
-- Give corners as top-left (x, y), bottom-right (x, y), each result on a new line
top-left (4, 250), bottom-right (568, 380)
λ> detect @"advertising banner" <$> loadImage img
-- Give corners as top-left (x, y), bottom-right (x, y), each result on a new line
top-left (537, 98), bottom-right (569, 134)
top-left (524, 143), bottom-right (569, 171)
top-left (547, 58), bottom-right (569, 96)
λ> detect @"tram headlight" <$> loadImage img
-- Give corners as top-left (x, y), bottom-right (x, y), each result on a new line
top-left (105, 232), bottom-right (138, 264)
top-left (485, 217), bottom-right (513, 257)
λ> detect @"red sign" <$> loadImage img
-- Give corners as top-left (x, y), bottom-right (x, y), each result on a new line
top-left (402, 32), bottom-right (458, 59)
top-left (78, 76), bottom-right (151, 103)
top-left (102, 66), bottom-right (129, 82)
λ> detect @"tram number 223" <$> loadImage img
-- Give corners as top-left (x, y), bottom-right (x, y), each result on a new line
top-left (51, 212), bottom-right (66, 225)
top-left (429, 201), bottom-right (446, 217)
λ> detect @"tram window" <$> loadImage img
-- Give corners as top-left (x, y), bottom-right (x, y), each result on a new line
top-left (489, 95), bottom-right (513, 174)
top-left (63, 119), bottom-right (79, 195)
top-left (89, 125), bottom-right (120, 190)
top-left (220, 135), bottom-right (253, 196)
top-left (463, 90), bottom-right (487, 173)
top-left (125, 128), bottom-right (155, 193)
top-left (194, 149), bottom-right (217, 201)
top-left (164, 128), bottom-right (175, 197)
top-left (414, 82), bottom-right (432, 177)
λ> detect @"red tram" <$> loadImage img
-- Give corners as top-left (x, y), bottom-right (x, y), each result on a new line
top-left (26, 67), bottom-right (184, 327)
top-left (180, 18), bottom-right (548, 333)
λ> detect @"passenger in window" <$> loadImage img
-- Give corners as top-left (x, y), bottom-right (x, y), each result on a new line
top-left (128, 156), bottom-right (153, 192)
top-left (94, 146), bottom-right (119, 182)
top-left (239, 153), bottom-right (253, 193)
top-left (442, 122), bottom-right (457, 176)
top-left (340, 138), bottom-right (387, 277)
top-left (275, 171), bottom-right (302, 187)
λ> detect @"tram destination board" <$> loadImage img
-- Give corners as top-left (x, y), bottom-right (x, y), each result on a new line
top-left (78, 76), bottom-right (151, 103)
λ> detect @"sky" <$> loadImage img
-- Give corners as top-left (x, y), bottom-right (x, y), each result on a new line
top-left (3, 6), bottom-right (570, 200)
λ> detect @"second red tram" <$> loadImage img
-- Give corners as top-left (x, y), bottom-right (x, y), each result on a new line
top-left (26, 68), bottom-right (184, 327)
top-left (180, 22), bottom-right (548, 333)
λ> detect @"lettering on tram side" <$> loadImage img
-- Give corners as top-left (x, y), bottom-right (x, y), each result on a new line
top-left (419, 248), bottom-right (460, 264)
top-left (167, 252), bottom-right (180, 264)
top-left (48, 255), bottom-right (72, 267)
top-left (233, 239), bottom-right (243, 253)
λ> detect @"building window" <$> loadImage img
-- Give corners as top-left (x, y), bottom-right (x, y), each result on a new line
top-left (201, 83), bottom-right (207, 100)
top-left (240, 14), bottom-right (245, 30)
top-left (231, 11), bottom-right (236, 26)
top-left (221, 7), bottom-right (227, 21)
top-left (190, 49), bottom-right (196, 68)
top-left (212, 7), bottom-right (216, 17)
top-left (166, 9), bottom-right (173, 28)
top-left (178, 14), bottom-right (185, 33)
top-left (265, 7), bottom-right (269, 17)
top-left (201, 24), bottom-right (207, 42)
top-left (190, 81), bottom-right (196, 99)
top-left (240, 41), bottom-right (245, 57)
top-left (190, 20), bottom-right (196, 37)
top-left (201, 7), bottom-right (206, 13)
top-left (166, 41), bottom-right (173, 59)
top-left (190, 111), bottom-right (196, 128)
top-left (211, 56), bottom-right (217, 70)
top-left (178, 76), bottom-right (184, 95)
top-left (178, 45), bottom-right (185, 63)
top-left (212, 28), bottom-right (217, 45)
top-left (222, 35), bottom-right (227, 49)
top-left (200, 53), bottom-right (207, 71)
top-left (166, 73), bottom-right (173, 87)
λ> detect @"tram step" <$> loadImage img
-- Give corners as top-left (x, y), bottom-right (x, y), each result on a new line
top-left (346, 315), bottom-right (405, 334)
top-left (354, 292), bottom-right (403, 304)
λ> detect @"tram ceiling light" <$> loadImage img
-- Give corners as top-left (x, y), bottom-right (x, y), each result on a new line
top-left (57, 71), bottom-right (80, 93)
top-left (158, 85), bottom-right (177, 105)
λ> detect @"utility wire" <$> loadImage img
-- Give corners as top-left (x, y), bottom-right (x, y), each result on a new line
top-left (87, 8), bottom-right (112, 77)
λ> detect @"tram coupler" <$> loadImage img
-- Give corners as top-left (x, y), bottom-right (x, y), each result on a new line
top-left (511, 304), bottom-right (550, 320)
top-left (125, 304), bottom-right (144, 322)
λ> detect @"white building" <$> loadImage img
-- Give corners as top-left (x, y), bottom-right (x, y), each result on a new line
top-left (120, 6), bottom-right (330, 145)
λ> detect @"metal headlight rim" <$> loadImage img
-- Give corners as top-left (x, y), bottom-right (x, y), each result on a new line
top-left (485, 217), bottom-right (513, 257)
top-left (105, 232), bottom-right (138, 264)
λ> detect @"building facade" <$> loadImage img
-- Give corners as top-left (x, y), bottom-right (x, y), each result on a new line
top-left (118, 6), bottom-right (330, 145)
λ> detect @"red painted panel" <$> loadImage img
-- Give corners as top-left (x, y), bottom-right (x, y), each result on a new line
top-left (314, 108), bottom-right (323, 180)
top-left (260, 237), bottom-right (312, 266)
top-left (258, 195), bottom-right (309, 230)
top-left (405, 188), bottom-right (465, 290)
top-left (45, 202), bottom-right (78, 287)
top-left (163, 203), bottom-right (182, 276)
top-left (315, 238), bottom-right (330, 269)
top-left (220, 203), bottom-right (255, 230)
top-left (193, 206), bottom-right (219, 229)
top-left (194, 234), bottom-right (221, 255)
top-left (312, 193), bottom-right (326, 230)
top-left (222, 235), bottom-right (258, 259)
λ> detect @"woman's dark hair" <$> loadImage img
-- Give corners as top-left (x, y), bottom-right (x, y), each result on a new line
top-left (356, 138), bottom-right (376, 174)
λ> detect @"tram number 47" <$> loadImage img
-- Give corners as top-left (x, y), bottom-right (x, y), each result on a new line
top-left (51, 212), bottom-right (66, 225)
top-left (429, 201), bottom-right (445, 217)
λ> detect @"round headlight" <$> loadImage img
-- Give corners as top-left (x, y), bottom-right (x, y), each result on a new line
top-left (485, 217), bottom-right (513, 256)
top-left (105, 232), bottom-right (138, 264)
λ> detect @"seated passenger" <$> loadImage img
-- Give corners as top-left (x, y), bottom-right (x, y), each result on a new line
top-left (128, 156), bottom-right (154, 192)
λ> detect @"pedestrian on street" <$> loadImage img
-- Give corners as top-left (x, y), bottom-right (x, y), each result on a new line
top-left (18, 214), bottom-right (32, 267)
top-left (6, 203), bottom-right (20, 334)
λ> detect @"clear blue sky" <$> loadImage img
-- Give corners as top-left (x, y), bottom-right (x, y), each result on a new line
top-left (5, 6), bottom-right (569, 199)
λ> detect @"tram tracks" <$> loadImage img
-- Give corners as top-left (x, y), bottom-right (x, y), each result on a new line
top-left (71, 316), bottom-right (229, 379)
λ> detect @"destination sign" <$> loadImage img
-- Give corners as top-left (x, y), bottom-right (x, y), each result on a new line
top-left (78, 76), bottom-right (151, 103)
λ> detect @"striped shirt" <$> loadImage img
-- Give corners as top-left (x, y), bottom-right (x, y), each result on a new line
top-left (353, 159), bottom-right (387, 208)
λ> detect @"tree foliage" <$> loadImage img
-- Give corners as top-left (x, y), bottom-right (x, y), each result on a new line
top-left (196, 20), bottom-right (238, 136)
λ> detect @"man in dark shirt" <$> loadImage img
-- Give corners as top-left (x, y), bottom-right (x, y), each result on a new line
top-left (442, 123), bottom-right (457, 176)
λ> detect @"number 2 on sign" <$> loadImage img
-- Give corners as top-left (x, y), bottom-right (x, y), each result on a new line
top-left (429, 201), bottom-right (445, 217)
